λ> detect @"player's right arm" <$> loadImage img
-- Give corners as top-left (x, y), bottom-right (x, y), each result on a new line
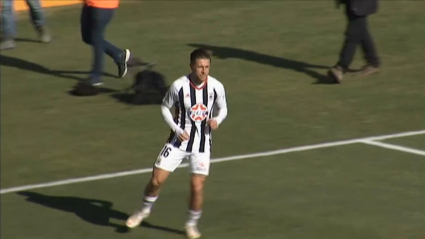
top-left (161, 82), bottom-right (189, 141)
top-left (208, 83), bottom-right (228, 130)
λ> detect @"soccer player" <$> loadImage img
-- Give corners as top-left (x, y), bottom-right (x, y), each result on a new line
top-left (125, 48), bottom-right (228, 239)
top-left (80, 0), bottom-right (131, 86)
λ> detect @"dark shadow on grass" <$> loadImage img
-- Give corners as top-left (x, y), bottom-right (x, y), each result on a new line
top-left (68, 86), bottom-right (119, 96)
top-left (110, 68), bottom-right (168, 105)
top-left (110, 92), bottom-right (163, 105)
top-left (187, 43), bottom-right (331, 83)
top-left (1, 55), bottom-right (120, 94)
top-left (16, 191), bottom-right (185, 235)
top-left (14, 37), bottom-right (40, 43)
top-left (141, 221), bottom-right (185, 235)
top-left (0, 55), bottom-right (118, 81)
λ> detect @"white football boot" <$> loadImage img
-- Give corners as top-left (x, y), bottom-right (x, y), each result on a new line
top-left (185, 224), bottom-right (201, 239)
top-left (125, 210), bottom-right (150, 228)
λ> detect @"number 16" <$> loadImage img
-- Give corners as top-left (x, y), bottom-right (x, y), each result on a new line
top-left (160, 146), bottom-right (171, 158)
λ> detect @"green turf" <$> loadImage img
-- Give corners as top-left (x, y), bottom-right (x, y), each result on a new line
top-left (2, 144), bottom-right (425, 239)
top-left (2, 1), bottom-right (425, 188)
top-left (1, 1), bottom-right (425, 238)
top-left (379, 135), bottom-right (425, 151)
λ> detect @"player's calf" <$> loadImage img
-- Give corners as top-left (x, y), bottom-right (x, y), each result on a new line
top-left (189, 174), bottom-right (206, 211)
top-left (126, 167), bottom-right (170, 229)
top-left (184, 174), bottom-right (205, 238)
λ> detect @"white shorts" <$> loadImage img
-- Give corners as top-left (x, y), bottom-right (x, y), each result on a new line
top-left (154, 143), bottom-right (210, 175)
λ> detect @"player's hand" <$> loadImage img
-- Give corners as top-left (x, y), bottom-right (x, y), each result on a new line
top-left (207, 119), bottom-right (219, 130)
top-left (177, 130), bottom-right (190, 141)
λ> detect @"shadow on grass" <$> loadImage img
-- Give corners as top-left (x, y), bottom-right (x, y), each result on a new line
top-left (16, 191), bottom-right (185, 235)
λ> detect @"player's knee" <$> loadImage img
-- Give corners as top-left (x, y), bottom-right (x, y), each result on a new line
top-left (191, 184), bottom-right (203, 194)
top-left (150, 177), bottom-right (164, 189)
top-left (150, 172), bottom-right (168, 189)
top-left (150, 167), bottom-right (170, 189)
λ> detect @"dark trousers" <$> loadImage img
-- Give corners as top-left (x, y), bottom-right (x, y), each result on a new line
top-left (80, 4), bottom-right (122, 79)
top-left (337, 11), bottom-right (380, 70)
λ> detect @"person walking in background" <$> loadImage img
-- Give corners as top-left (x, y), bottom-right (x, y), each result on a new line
top-left (328, 0), bottom-right (381, 83)
top-left (80, 0), bottom-right (131, 86)
top-left (1, 0), bottom-right (52, 50)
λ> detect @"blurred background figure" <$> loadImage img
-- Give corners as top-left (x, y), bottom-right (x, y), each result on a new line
top-left (328, 0), bottom-right (380, 83)
top-left (80, 0), bottom-right (131, 86)
top-left (1, 0), bottom-right (52, 50)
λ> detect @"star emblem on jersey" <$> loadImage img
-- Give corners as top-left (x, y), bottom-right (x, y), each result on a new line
top-left (190, 104), bottom-right (208, 122)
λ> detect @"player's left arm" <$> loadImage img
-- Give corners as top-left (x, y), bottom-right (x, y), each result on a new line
top-left (161, 82), bottom-right (184, 135)
top-left (208, 84), bottom-right (228, 129)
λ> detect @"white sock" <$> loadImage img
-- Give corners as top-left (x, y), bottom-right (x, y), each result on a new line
top-left (186, 210), bottom-right (202, 226)
top-left (141, 196), bottom-right (157, 213)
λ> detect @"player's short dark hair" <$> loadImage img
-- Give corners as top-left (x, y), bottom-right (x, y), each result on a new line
top-left (190, 48), bottom-right (211, 64)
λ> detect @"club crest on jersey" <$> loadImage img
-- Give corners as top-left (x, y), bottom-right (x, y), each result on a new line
top-left (190, 104), bottom-right (208, 122)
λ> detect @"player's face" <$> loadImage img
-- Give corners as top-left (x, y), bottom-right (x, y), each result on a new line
top-left (191, 58), bottom-right (210, 82)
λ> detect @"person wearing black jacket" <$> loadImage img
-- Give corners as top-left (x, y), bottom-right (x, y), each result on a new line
top-left (328, 0), bottom-right (381, 83)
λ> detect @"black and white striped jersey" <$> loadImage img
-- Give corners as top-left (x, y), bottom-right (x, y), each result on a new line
top-left (162, 74), bottom-right (228, 153)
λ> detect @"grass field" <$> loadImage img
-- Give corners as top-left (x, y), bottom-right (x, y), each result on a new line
top-left (1, 1), bottom-right (425, 239)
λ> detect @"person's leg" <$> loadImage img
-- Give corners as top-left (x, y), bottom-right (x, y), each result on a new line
top-left (337, 14), bottom-right (365, 70)
top-left (328, 11), bottom-right (364, 83)
top-left (80, 4), bottom-right (93, 45)
top-left (357, 16), bottom-right (381, 76)
top-left (142, 167), bottom-right (170, 209)
top-left (125, 167), bottom-right (170, 228)
top-left (126, 144), bottom-right (186, 228)
top-left (100, 21), bottom-right (131, 79)
top-left (185, 152), bottom-right (210, 239)
top-left (25, 0), bottom-right (51, 42)
top-left (89, 7), bottom-right (131, 85)
top-left (1, 0), bottom-right (16, 50)
top-left (89, 7), bottom-right (114, 84)
top-left (360, 17), bottom-right (380, 67)
top-left (25, 0), bottom-right (44, 27)
top-left (186, 174), bottom-right (206, 231)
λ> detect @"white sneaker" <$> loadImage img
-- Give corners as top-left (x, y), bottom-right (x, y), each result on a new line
top-left (125, 210), bottom-right (150, 228)
top-left (185, 224), bottom-right (201, 239)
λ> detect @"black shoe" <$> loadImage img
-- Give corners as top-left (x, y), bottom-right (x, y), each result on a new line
top-left (117, 49), bottom-right (131, 78)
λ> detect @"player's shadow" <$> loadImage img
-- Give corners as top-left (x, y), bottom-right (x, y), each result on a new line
top-left (16, 191), bottom-right (185, 235)
top-left (187, 43), bottom-right (332, 83)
